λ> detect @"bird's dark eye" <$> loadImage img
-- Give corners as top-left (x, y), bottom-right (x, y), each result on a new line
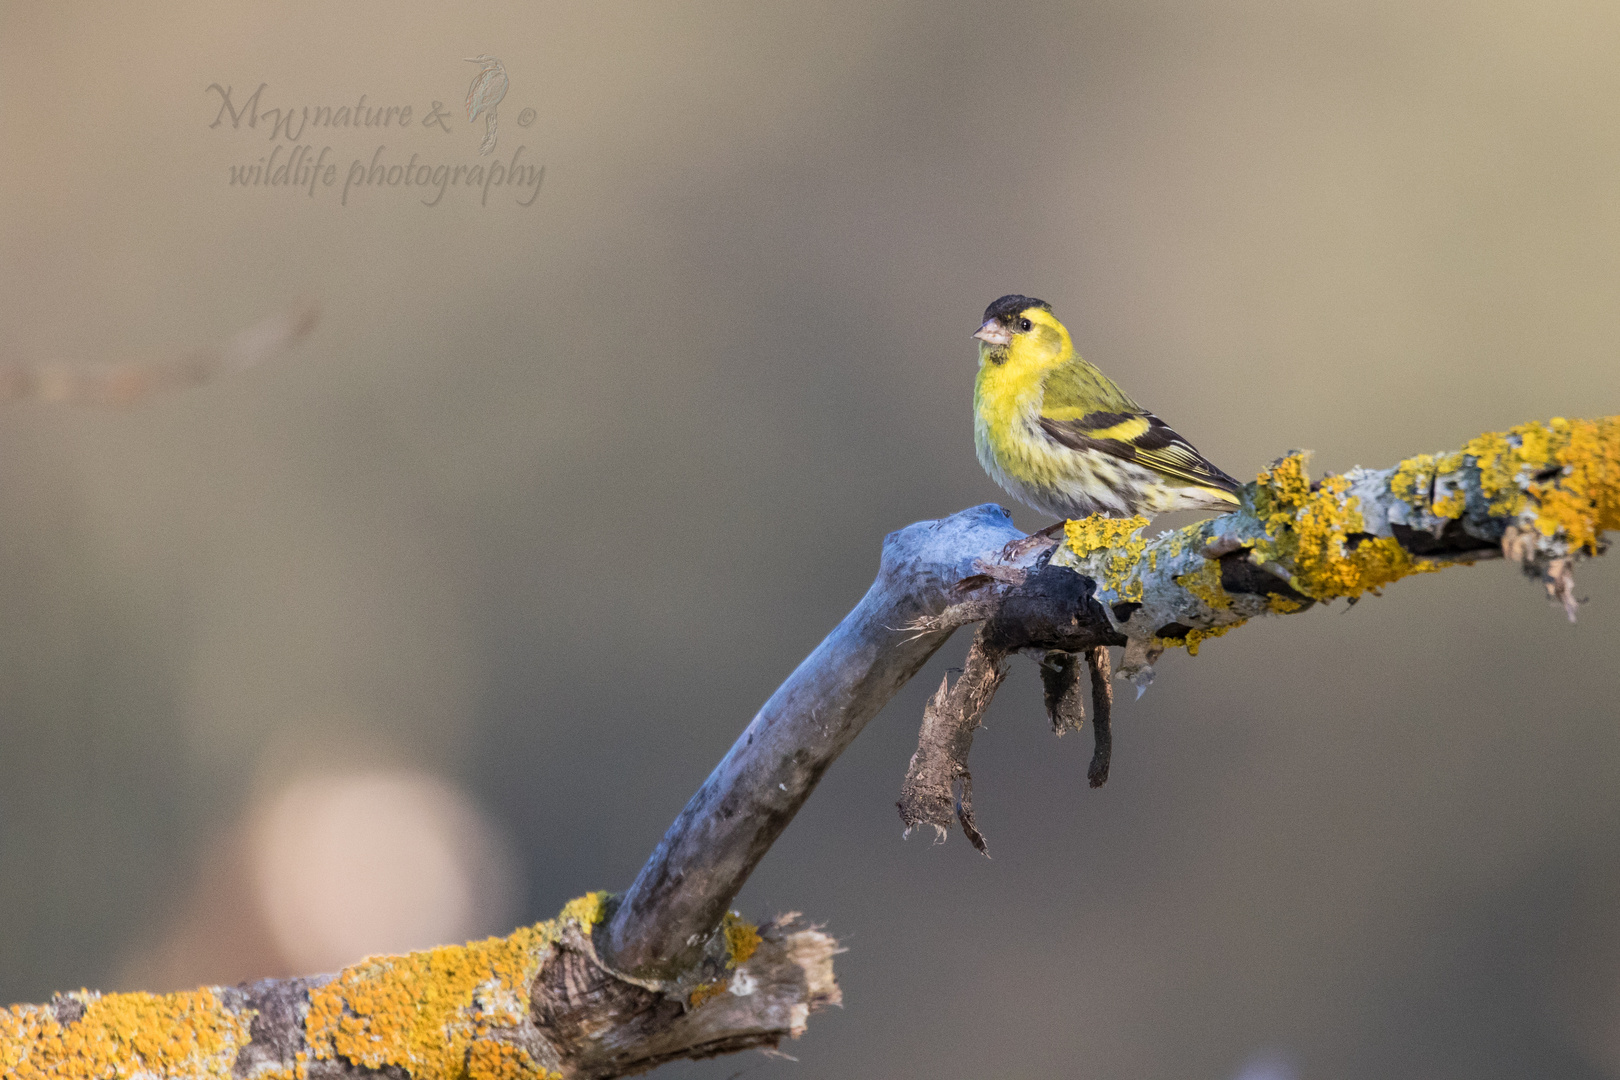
top-left (1018, 318), bottom-right (1033, 332)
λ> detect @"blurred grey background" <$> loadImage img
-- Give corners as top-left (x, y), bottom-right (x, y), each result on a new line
top-left (2, 2), bottom-right (1619, 1077)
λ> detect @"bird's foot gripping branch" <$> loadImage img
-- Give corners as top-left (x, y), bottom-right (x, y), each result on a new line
top-left (901, 416), bottom-right (1619, 849)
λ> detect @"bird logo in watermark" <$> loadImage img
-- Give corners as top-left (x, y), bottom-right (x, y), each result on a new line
top-left (465, 54), bottom-right (509, 156)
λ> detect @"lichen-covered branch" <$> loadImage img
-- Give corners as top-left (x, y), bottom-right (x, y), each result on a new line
top-left (600, 506), bottom-right (1101, 977)
top-left (4, 415), bottom-right (1613, 1077)
top-left (1, 895), bottom-right (839, 1080)
top-left (896, 415), bottom-right (1619, 848)
top-left (1055, 415), bottom-right (1619, 689)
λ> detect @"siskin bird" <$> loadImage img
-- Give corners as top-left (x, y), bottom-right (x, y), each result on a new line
top-left (973, 294), bottom-right (1241, 521)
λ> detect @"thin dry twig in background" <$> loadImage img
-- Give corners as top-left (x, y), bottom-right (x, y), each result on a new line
top-left (0, 300), bottom-right (319, 405)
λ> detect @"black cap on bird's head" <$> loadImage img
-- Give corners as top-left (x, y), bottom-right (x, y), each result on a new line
top-left (982, 294), bottom-right (1050, 324)
top-left (974, 294), bottom-right (1051, 347)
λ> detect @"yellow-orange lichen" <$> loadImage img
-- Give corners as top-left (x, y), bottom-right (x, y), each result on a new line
top-left (0, 987), bottom-right (250, 1080)
top-left (1181, 621), bottom-right (1242, 656)
top-left (1053, 420), bottom-right (1617, 652)
top-left (1431, 483), bottom-right (1467, 520)
top-left (686, 912), bottom-right (763, 1010)
top-left (1253, 459), bottom-right (1442, 601)
top-left (1528, 417), bottom-right (1620, 553)
top-left (720, 912), bottom-right (762, 970)
top-left (687, 982), bottom-right (726, 1009)
top-left (1386, 418), bottom-right (1620, 541)
top-left (556, 891), bottom-right (609, 934)
top-left (0, 891), bottom-right (611, 1080)
top-left (303, 894), bottom-right (604, 1080)
top-left (1215, 418), bottom-right (1617, 608)
top-left (1174, 557), bottom-right (1232, 612)
top-left (466, 1040), bottom-right (560, 1080)
top-left (1063, 515), bottom-right (1150, 601)
top-left (1457, 430), bottom-right (1519, 516)
top-left (1389, 453), bottom-right (1436, 507)
top-left (1254, 454), bottom-right (1314, 532)
top-left (254, 1064), bottom-right (304, 1080)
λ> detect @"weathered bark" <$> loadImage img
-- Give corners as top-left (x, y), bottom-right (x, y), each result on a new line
top-left (1036, 646), bottom-right (1112, 786)
top-left (1, 898), bottom-right (838, 1080)
top-left (896, 627), bottom-right (1011, 854)
top-left (3, 416), bottom-right (1615, 1078)
top-left (599, 505), bottom-right (1116, 978)
top-left (1085, 646), bottom-right (1113, 788)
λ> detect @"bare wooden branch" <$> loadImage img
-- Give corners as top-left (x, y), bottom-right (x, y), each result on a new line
top-left (1036, 643), bottom-right (1112, 787)
top-left (1086, 645), bottom-right (1113, 788)
top-left (600, 505), bottom-right (1118, 977)
top-left (1039, 649), bottom-right (1085, 735)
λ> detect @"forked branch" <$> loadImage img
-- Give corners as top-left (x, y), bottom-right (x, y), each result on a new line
top-left (3, 416), bottom-right (1614, 1078)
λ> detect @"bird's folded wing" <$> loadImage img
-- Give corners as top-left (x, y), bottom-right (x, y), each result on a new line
top-left (1037, 408), bottom-right (1241, 494)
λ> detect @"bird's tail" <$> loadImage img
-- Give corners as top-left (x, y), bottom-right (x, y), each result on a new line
top-left (478, 109), bottom-right (498, 156)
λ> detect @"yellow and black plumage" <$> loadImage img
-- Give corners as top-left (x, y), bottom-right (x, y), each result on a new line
top-left (973, 294), bottom-right (1240, 520)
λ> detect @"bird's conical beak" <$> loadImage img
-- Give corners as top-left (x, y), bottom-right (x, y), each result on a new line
top-left (973, 319), bottom-right (1012, 346)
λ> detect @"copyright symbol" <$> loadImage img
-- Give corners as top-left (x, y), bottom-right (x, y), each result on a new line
top-left (517, 108), bottom-right (536, 127)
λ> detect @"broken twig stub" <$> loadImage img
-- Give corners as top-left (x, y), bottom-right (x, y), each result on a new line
top-left (897, 628), bottom-right (1010, 855)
